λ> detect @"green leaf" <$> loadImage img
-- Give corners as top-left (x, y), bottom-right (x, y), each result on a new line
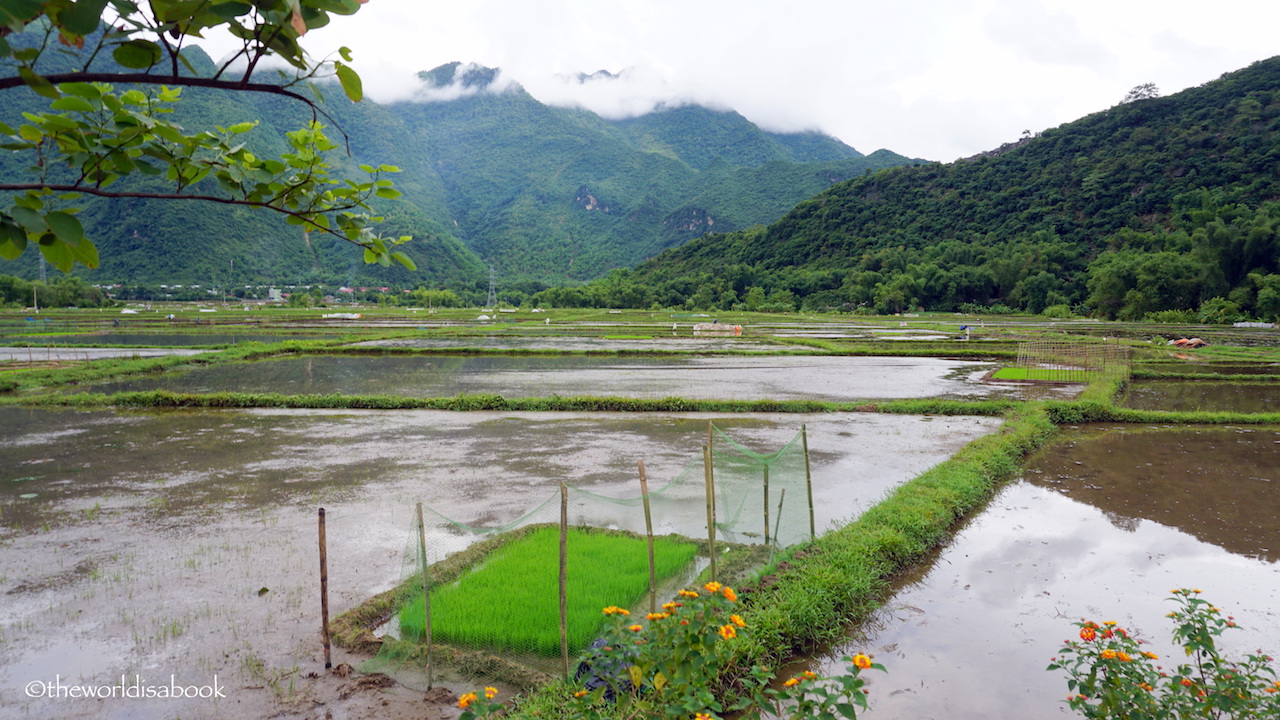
top-left (0, 222), bottom-right (28, 260)
top-left (38, 236), bottom-right (75, 272)
top-left (50, 96), bottom-right (95, 113)
top-left (8, 206), bottom-right (47, 233)
top-left (73, 237), bottom-right (100, 269)
top-left (113, 39), bottom-right (162, 69)
top-left (45, 211), bottom-right (85, 247)
top-left (17, 124), bottom-right (43, 143)
top-left (58, 83), bottom-right (103, 101)
top-left (338, 45), bottom-right (353, 62)
top-left (391, 251), bottom-right (416, 271)
top-left (363, 247), bottom-right (376, 264)
top-left (334, 63), bottom-right (362, 102)
top-left (61, 0), bottom-right (109, 35)
top-left (18, 67), bottom-right (60, 99)
top-left (208, 1), bottom-right (253, 19)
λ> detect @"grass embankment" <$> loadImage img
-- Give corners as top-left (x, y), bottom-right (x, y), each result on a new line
top-left (398, 527), bottom-right (697, 656)
top-left (511, 403), bottom-right (1058, 716)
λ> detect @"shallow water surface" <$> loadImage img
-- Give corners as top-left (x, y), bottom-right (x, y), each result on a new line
top-left (79, 354), bottom-right (1076, 401)
top-left (0, 406), bottom-right (999, 719)
top-left (1121, 380), bottom-right (1280, 413)
top-left (804, 424), bottom-right (1280, 719)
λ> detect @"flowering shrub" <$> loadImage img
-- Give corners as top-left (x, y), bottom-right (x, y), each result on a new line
top-left (1049, 589), bottom-right (1279, 719)
top-left (458, 581), bottom-right (885, 719)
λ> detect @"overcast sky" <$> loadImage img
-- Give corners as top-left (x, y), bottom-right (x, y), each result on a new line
top-left (209, 0), bottom-right (1280, 162)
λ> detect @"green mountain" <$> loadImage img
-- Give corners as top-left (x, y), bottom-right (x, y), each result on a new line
top-left (614, 56), bottom-right (1280, 321)
top-left (0, 41), bottom-right (919, 288)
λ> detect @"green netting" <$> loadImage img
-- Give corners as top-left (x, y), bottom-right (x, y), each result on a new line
top-left (360, 423), bottom-right (813, 686)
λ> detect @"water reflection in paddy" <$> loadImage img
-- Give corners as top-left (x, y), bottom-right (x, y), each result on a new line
top-left (1122, 380), bottom-right (1280, 413)
top-left (808, 424), bottom-right (1280, 719)
top-left (0, 406), bottom-right (1000, 720)
top-left (81, 354), bottom-right (1079, 401)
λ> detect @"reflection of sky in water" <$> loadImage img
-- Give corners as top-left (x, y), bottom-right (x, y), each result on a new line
top-left (77, 354), bottom-right (1077, 402)
top-left (814, 481), bottom-right (1280, 720)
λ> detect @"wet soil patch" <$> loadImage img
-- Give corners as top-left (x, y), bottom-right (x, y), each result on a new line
top-left (1121, 380), bottom-right (1280, 413)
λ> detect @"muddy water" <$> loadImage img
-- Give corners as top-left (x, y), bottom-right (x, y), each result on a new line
top-left (77, 354), bottom-right (1077, 402)
top-left (0, 407), bottom-right (1000, 719)
top-left (11, 334), bottom-right (325, 346)
top-left (1121, 380), bottom-right (1280, 413)
top-left (804, 424), bottom-right (1280, 720)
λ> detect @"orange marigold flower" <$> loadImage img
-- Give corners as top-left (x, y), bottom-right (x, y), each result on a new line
top-left (1142, 652), bottom-right (1159, 660)
top-left (602, 606), bottom-right (630, 616)
top-left (1117, 652), bottom-right (1132, 662)
top-left (801, 671), bottom-right (818, 680)
top-left (1100, 650), bottom-right (1117, 660)
top-left (574, 690), bottom-right (589, 698)
top-left (722, 587), bottom-right (738, 603)
top-left (646, 612), bottom-right (670, 621)
top-left (662, 602), bottom-right (682, 610)
top-left (1080, 627), bottom-right (1097, 641)
top-left (679, 590), bottom-right (700, 599)
top-left (628, 624), bottom-right (643, 632)
top-left (718, 624), bottom-right (737, 640)
top-left (1103, 620), bottom-right (1117, 626)
top-left (458, 692), bottom-right (477, 709)
top-left (1265, 687), bottom-right (1278, 694)
top-left (704, 581), bottom-right (723, 593)
top-left (694, 714), bottom-right (715, 720)
top-left (783, 677), bottom-right (800, 687)
top-left (1181, 678), bottom-right (1194, 687)
top-left (1139, 683), bottom-right (1154, 692)
top-left (484, 687), bottom-right (497, 699)
top-left (730, 614), bottom-right (746, 627)
top-left (852, 654), bottom-right (873, 670)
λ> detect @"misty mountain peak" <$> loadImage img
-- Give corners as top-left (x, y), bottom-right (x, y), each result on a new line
top-left (419, 62), bottom-right (502, 90)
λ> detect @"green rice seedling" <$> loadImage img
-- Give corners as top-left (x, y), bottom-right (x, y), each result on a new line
top-left (399, 527), bottom-right (697, 656)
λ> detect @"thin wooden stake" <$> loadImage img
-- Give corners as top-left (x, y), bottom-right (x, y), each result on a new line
top-left (638, 460), bottom-right (657, 614)
top-left (703, 444), bottom-right (717, 582)
top-left (802, 424), bottom-right (815, 542)
top-left (318, 508), bottom-right (331, 669)
top-left (762, 464), bottom-right (771, 545)
top-left (773, 489), bottom-right (786, 546)
top-left (559, 484), bottom-right (570, 682)
top-left (415, 503), bottom-right (433, 689)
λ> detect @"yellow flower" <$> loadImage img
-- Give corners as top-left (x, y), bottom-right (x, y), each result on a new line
top-left (457, 692), bottom-right (477, 709)
top-left (1100, 650), bottom-right (1117, 660)
top-left (1117, 651), bottom-right (1132, 662)
top-left (646, 612), bottom-right (670, 621)
top-left (1142, 651), bottom-right (1159, 660)
top-left (783, 677), bottom-right (800, 687)
top-left (602, 606), bottom-right (630, 616)
top-left (484, 687), bottom-right (497, 699)
top-left (679, 590), bottom-right (700, 599)
top-left (801, 671), bottom-right (817, 680)
top-left (628, 624), bottom-right (643, 632)
top-left (718, 624), bottom-right (737, 639)
top-left (694, 714), bottom-right (715, 720)
top-left (662, 602), bottom-right (683, 610)
top-left (730, 614), bottom-right (746, 627)
top-left (704, 581), bottom-right (723, 593)
top-left (574, 689), bottom-right (590, 698)
top-left (722, 587), bottom-right (737, 603)
top-left (852, 654), bottom-right (873, 670)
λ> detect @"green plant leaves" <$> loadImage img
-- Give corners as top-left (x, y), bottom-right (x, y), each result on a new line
top-left (113, 39), bottom-right (163, 69)
top-left (334, 62), bottom-right (362, 102)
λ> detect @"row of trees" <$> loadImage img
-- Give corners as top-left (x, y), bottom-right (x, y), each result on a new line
top-left (0, 275), bottom-right (109, 308)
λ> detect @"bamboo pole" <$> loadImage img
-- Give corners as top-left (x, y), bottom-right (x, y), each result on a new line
top-left (559, 484), bottom-right (570, 681)
top-left (318, 508), bottom-right (331, 669)
top-left (415, 503), bottom-right (433, 689)
top-left (762, 464), bottom-right (770, 545)
top-left (638, 460), bottom-right (657, 614)
top-left (802, 424), bottom-right (815, 542)
top-left (703, 444), bottom-right (717, 582)
top-left (773, 489), bottom-right (786, 546)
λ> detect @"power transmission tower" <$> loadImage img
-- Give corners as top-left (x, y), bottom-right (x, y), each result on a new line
top-left (486, 266), bottom-right (497, 307)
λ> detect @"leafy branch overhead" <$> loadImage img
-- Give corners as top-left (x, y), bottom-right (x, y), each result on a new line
top-left (0, 0), bottom-right (414, 272)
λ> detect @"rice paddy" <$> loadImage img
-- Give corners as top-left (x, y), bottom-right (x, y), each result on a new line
top-left (397, 526), bottom-right (698, 656)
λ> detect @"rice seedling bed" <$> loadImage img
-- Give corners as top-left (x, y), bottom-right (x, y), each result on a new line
top-left (399, 526), bottom-right (698, 656)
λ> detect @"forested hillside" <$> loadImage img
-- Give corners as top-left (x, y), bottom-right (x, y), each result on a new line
top-left (568, 56), bottom-right (1280, 321)
top-left (0, 30), bottom-right (917, 287)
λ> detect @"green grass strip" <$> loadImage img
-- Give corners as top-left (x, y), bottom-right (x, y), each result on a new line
top-left (399, 527), bottom-right (697, 656)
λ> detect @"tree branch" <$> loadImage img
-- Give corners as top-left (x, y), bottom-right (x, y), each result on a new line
top-left (0, 182), bottom-right (371, 245)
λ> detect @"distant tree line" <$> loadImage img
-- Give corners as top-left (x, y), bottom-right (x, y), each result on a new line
top-left (0, 275), bottom-right (111, 309)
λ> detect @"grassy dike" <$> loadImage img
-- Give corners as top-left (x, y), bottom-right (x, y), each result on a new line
top-left (508, 402), bottom-right (1058, 717)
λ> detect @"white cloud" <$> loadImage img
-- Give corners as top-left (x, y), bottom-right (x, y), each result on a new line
top-left (192, 0), bottom-right (1280, 162)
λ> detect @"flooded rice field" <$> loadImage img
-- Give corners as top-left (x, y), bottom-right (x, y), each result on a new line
top-left (0, 346), bottom-right (207, 362)
top-left (0, 406), bottom-right (1000, 719)
top-left (1121, 380), bottom-right (1280, 413)
top-left (76, 354), bottom-right (1079, 402)
top-left (360, 335), bottom-right (792, 352)
top-left (804, 424), bottom-right (1280, 719)
top-left (7, 334), bottom-right (329, 346)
